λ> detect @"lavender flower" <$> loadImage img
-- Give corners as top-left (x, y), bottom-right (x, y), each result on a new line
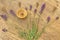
top-left (36, 2), bottom-right (39, 8)
top-left (47, 16), bottom-right (51, 23)
top-left (18, 2), bottom-right (21, 7)
top-left (25, 7), bottom-right (28, 10)
top-left (9, 10), bottom-right (16, 16)
top-left (0, 14), bottom-right (7, 20)
top-left (40, 3), bottom-right (46, 14)
top-left (34, 9), bottom-right (37, 13)
top-left (29, 5), bottom-right (32, 10)
top-left (56, 16), bottom-right (59, 20)
top-left (2, 28), bottom-right (7, 32)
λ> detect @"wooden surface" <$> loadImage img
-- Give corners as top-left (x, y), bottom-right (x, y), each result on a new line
top-left (0, 0), bottom-right (60, 40)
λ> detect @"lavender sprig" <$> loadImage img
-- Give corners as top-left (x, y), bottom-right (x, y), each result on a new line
top-left (40, 3), bottom-right (46, 14)
top-left (0, 14), bottom-right (7, 20)
top-left (9, 10), bottom-right (16, 16)
top-left (34, 9), bottom-right (37, 13)
top-left (47, 16), bottom-right (51, 23)
top-left (29, 5), bottom-right (32, 10)
top-left (56, 16), bottom-right (59, 20)
top-left (2, 28), bottom-right (7, 32)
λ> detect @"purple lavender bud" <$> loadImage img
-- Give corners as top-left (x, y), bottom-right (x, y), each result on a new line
top-left (36, 2), bottom-right (39, 8)
top-left (0, 14), bottom-right (7, 20)
top-left (56, 16), bottom-right (59, 20)
top-left (29, 5), bottom-right (32, 10)
top-left (34, 9), bottom-right (37, 13)
top-left (47, 16), bottom-right (50, 23)
top-left (18, 2), bottom-right (21, 7)
top-left (2, 28), bottom-right (7, 32)
top-left (25, 7), bottom-right (28, 10)
top-left (40, 3), bottom-right (46, 14)
top-left (9, 10), bottom-right (16, 16)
